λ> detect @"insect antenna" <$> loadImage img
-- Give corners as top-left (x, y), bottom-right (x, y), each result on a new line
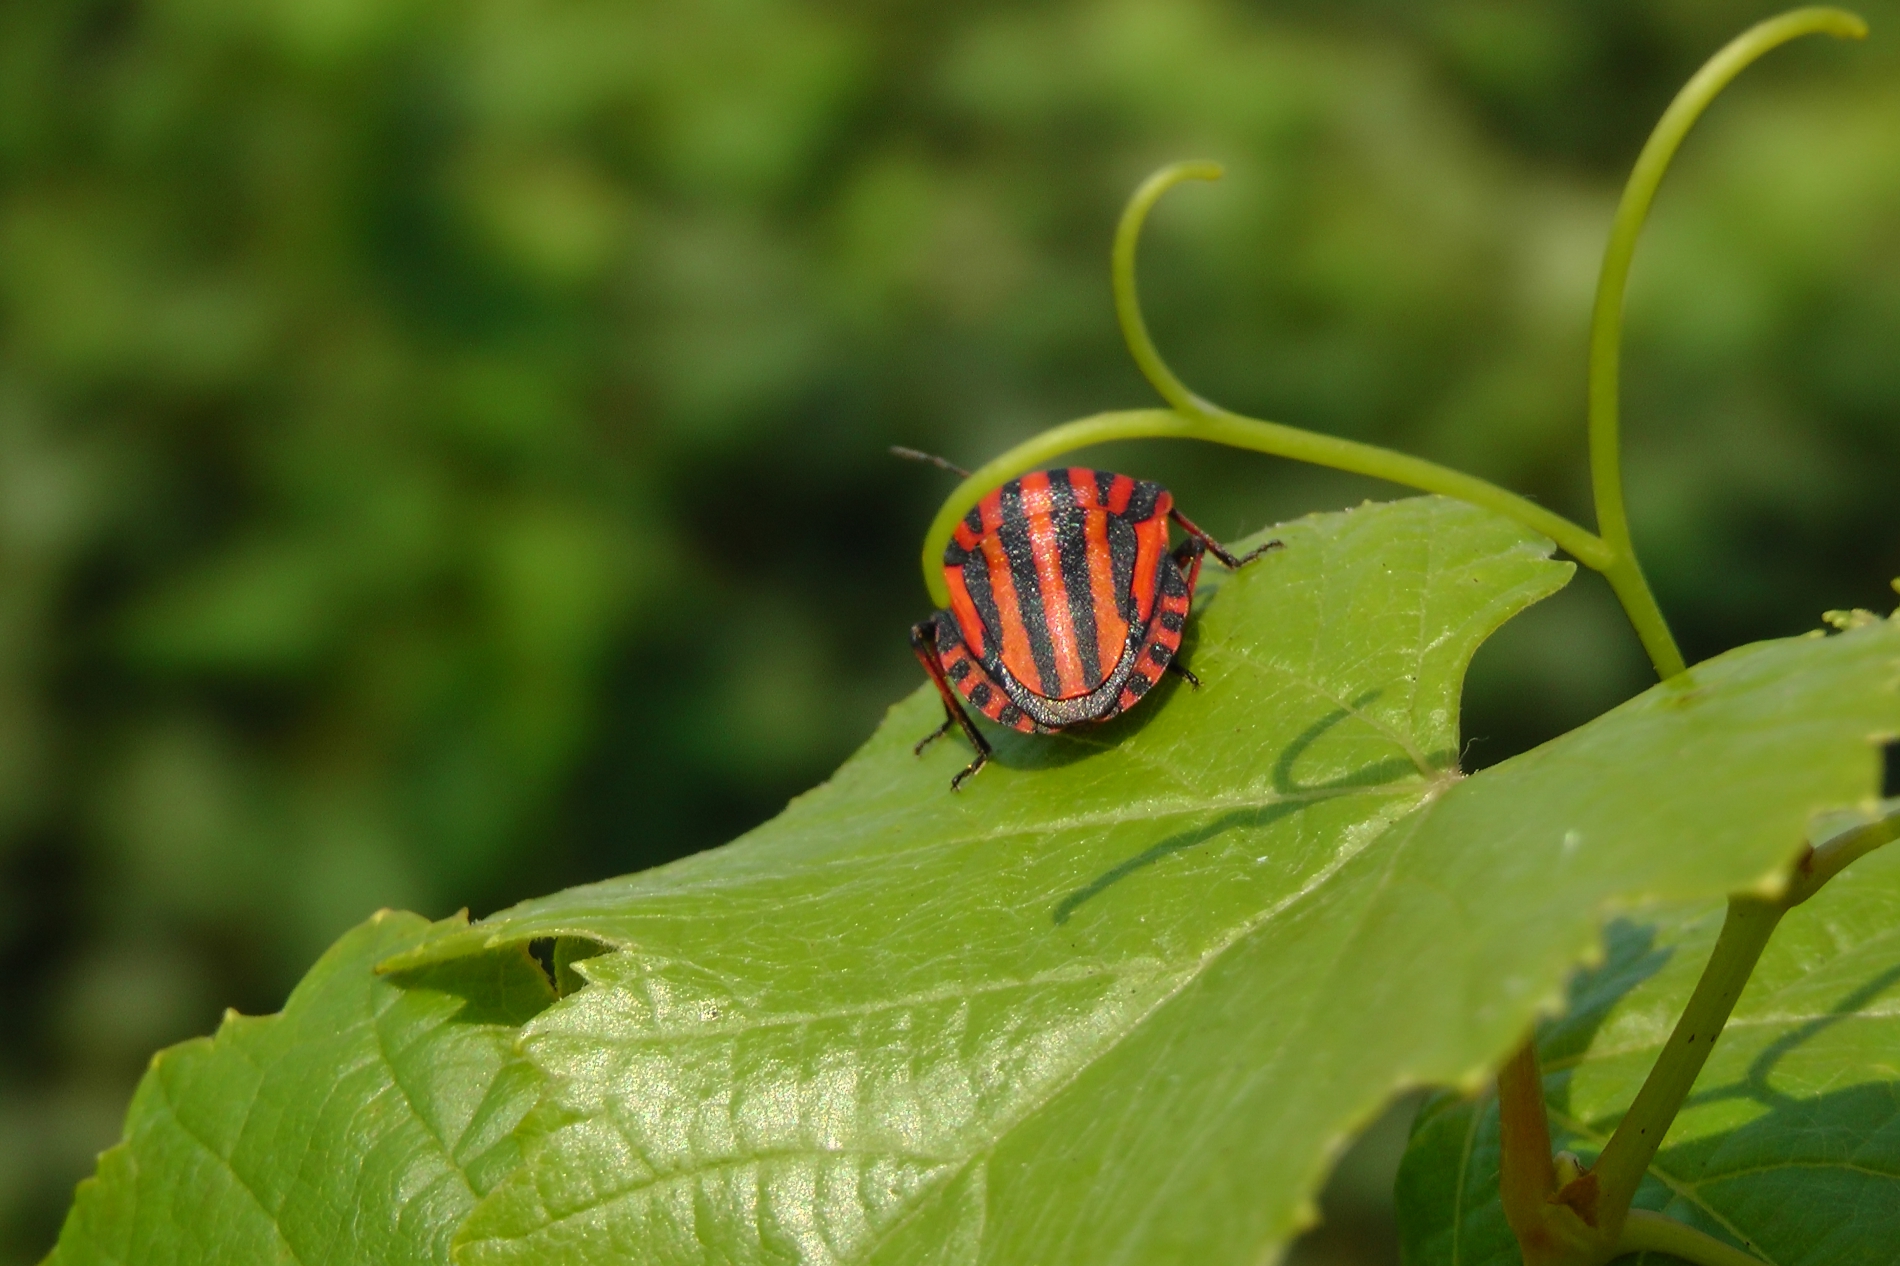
top-left (889, 446), bottom-right (970, 478)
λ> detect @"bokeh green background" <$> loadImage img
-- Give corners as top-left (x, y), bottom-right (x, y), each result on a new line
top-left (2, 0), bottom-right (1897, 1260)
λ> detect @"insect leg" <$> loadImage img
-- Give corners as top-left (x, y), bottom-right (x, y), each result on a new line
top-left (1165, 660), bottom-right (1202, 688)
top-left (1171, 535), bottom-right (1207, 593)
top-left (912, 714), bottom-right (954, 753)
top-left (909, 618), bottom-right (993, 789)
top-left (1169, 508), bottom-right (1283, 570)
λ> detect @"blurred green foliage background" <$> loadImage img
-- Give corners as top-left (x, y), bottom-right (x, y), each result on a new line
top-left (1, 0), bottom-right (1897, 1260)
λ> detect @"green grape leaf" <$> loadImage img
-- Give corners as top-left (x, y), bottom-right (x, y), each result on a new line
top-left (1396, 811), bottom-right (1900, 1266)
top-left (383, 493), bottom-right (1898, 1266)
top-left (52, 497), bottom-right (1900, 1266)
top-left (47, 910), bottom-right (555, 1266)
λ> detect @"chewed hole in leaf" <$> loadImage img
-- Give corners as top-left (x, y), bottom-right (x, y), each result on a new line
top-left (527, 935), bottom-right (618, 996)
top-left (378, 942), bottom-right (562, 1027)
top-left (526, 938), bottom-right (557, 988)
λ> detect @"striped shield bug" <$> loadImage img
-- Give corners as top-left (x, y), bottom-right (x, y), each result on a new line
top-left (899, 452), bottom-right (1280, 790)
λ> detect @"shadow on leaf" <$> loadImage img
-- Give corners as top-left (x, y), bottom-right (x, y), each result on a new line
top-left (382, 943), bottom-right (558, 1027)
top-left (1054, 689), bottom-right (1427, 924)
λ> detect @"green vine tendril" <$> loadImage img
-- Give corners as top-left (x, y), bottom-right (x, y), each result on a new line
top-left (920, 7), bottom-right (1866, 690)
top-left (917, 166), bottom-right (1616, 614)
top-left (1585, 5), bottom-right (1867, 678)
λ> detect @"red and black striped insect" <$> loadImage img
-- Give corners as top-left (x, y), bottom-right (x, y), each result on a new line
top-left (903, 454), bottom-right (1279, 790)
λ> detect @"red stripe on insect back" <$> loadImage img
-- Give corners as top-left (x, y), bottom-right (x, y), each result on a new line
top-left (1082, 506), bottom-right (1127, 671)
top-left (979, 532), bottom-right (1038, 690)
top-left (977, 487), bottom-right (1006, 535)
top-left (953, 509), bottom-right (982, 551)
top-left (1106, 473), bottom-right (1135, 513)
top-left (973, 483), bottom-right (1051, 687)
top-left (1127, 488), bottom-right (1173, 626)
top-left (945, 566), bottom-right (986, 659)
top-left (1015, 471), bottom-right (1051, 515)
top-left (1067, 470), bottom-right (1097, 510)
top-left (1018, 472), bottom-right (1089, 698)
top-left (1054, 471), bottom-right (1126, 679)
top-left (997, 474), bottom-right (1062, 694)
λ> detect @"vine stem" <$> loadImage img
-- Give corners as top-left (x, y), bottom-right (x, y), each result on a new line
top-left (1587, 897), bottom-right (1784, 1236)
top-left (1586, 5), bottom-right (1866, 680)
top-left (1496, 1043), bottom-right (1572, 1265)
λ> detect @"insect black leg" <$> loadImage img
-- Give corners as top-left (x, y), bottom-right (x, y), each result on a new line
top-left (1171, 535), bottom-right (1208, 595)
top-left (912, 714), bottom-right (954, 755)
top-left (948, 753), bottom-right (987, 792)
top-left (909, 619), bottom-right (992, 790)
top-left (1170, 508), bottom-right (1283, 570)
top-left (1166, 660), bottom-right (1202, 688)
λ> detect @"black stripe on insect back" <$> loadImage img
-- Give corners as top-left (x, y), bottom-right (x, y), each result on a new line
top-left (1107, 513), bottom-right (1139, 622)
top-left (957, 548), bottom-right (1002, 655)
top-left (997, 479), bottom-right (1063, 696)
top-left (1047, 470), bottom-right (1103, 688)
top-left (1124, 478), bottom-right (1162, 524)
